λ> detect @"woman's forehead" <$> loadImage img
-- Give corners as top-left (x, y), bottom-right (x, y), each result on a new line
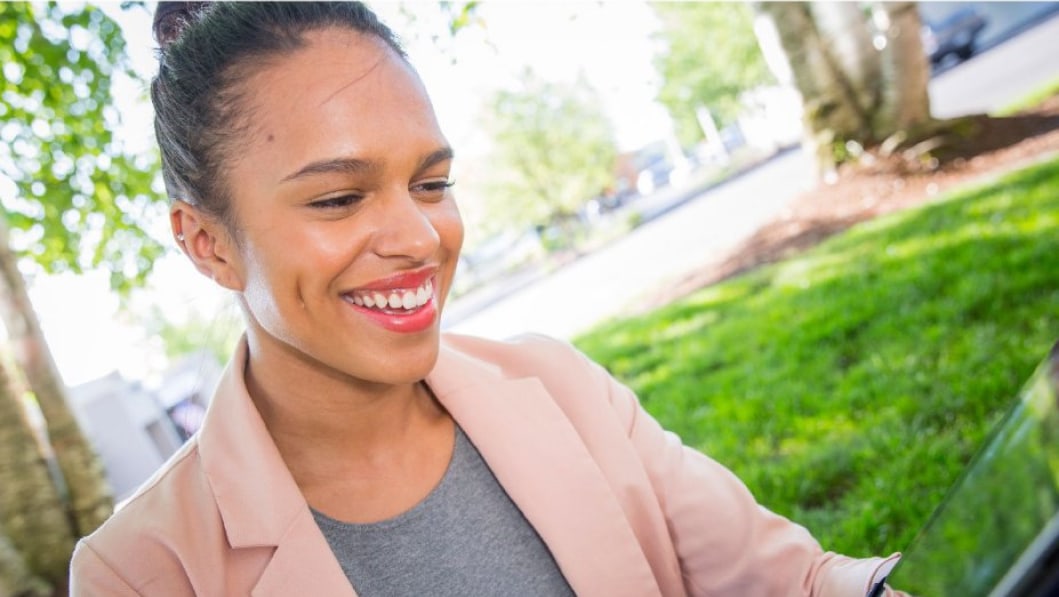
top-left (243, 28), bottom-right (419, 110)
top-left (228, 28), bottom-right (446, 185)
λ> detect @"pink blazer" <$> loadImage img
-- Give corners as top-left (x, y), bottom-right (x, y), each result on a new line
top-left (71, 334), bottom-right (902, 596)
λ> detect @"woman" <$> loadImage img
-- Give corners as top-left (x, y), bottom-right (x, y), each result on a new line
top-left (71, 3), bottom-right (907, 595)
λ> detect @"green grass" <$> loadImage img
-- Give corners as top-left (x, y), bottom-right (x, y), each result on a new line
top-left (574, 157), bottom-right (1059, 558)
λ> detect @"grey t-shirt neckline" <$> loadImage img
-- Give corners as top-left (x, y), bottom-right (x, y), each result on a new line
top-left (312, 425), bottom-right (575, 597)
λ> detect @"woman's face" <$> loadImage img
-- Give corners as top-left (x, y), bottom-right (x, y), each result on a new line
top-left (215, 28), bottom-right (463, 386)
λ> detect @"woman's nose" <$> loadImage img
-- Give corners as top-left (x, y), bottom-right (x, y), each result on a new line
top-left (371, 191), bottom-right (441, 261)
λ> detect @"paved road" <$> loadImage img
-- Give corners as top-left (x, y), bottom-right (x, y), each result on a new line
top-left (931, 10), bottom-right (1059, 118)
top-left (446, 12), bottom-right (1059, 342)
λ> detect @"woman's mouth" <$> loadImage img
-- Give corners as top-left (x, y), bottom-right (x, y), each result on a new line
top-left (346, 279), bottom-right (434, 313)
top-left (342, 277), bottom-right (438, 333)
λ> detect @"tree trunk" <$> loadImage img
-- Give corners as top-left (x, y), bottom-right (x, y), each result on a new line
top-left (753, 1), bottom-right (871, 175)
top-left (0, 222), bottom-right (113, 538)
top-left (0, 532), bottom-right (51, 597)
top-left (871, 1), bottom-right (932, 137)
top-left (0, 356), bottom-right (75, 587)
top-left (810, 2), bottom-right (882, 116)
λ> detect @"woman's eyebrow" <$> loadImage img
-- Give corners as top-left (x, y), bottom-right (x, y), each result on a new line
top-left (280, 157), bottom-right (381, 183)
top-left (281, 146), bottom-right (453, 183)
top-left (416, 146), bottom-right (455, 174)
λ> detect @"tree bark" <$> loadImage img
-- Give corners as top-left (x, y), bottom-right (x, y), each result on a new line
top-left (810, 2), bottom-right (882, 116)
top-left (0, 221), bottom-right (113, 539)
top-left (753, 1), bottom-right (871, 175)
top-left (0, 532), bottom-right (51, 597)
top-left (0, 356), bottom-right (75, 587)
top-left (871, 1), bottom-right (932, 137)
top-left (754, 1), bottom-right (935, 176)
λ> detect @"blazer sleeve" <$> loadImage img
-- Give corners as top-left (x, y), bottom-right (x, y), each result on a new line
top-left (69, 539), bottom-right (142, 597)
top-left (575, 346), bottom-right (907, 597)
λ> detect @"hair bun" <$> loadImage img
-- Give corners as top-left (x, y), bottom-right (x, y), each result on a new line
top-left (153, 2), bottom-right (208, 49)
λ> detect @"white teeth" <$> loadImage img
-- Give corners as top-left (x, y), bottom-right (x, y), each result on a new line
top-left (350, 279), bottom-right (435, 312)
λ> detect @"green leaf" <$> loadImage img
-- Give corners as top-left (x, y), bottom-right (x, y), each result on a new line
top-left (1, 3), bottom-right (164, 292)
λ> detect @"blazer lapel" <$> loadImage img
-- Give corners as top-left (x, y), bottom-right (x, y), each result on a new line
top-left (198, 340), bottom-right (355, 597)
top-left (428, 346), bottom-right (663, 597)
top-left (249, 508), bottom-right (357, 597)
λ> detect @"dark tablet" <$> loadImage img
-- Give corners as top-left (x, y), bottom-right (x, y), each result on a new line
top-left (873, 341), bottom-right (1059, 597)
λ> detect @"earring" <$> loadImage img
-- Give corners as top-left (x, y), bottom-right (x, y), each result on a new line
top-left (176, 233), bottom-right (185, 242)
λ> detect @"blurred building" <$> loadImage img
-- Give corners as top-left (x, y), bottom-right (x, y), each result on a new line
top-left (69, 351), bottom-right (221, 501)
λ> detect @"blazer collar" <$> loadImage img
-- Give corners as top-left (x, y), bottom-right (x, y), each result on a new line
top-left (427, 341), bottom-right (663, 597)
top-left (196, 339), bottom-right (354, 596)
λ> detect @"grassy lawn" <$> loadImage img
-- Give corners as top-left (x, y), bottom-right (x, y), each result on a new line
top-left (574, 155), bottom-right (1059, 558)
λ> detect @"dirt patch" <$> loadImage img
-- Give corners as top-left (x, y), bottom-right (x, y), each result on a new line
top-left (652, 95), bottom-right (1059, 307)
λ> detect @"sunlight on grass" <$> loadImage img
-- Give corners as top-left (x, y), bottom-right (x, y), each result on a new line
top-left (772, 251), bottom-right (859, 290)
top-left (575, 156), bottom-right (1059, 556)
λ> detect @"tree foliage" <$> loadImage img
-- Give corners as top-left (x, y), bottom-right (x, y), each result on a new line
top-left (481, 69), bottom-right (618, 235)
top-left (652, 2), bottom-right (773, 147)
top-left (373, 0), bottom-right (485, 64)
top-left (0, 2), bottom-right (163, 293)
top-left (146, 303), bottom-right (243, 368)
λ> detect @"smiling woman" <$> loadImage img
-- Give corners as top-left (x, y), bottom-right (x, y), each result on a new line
top-left (68, 3), bottom-right (908, 596)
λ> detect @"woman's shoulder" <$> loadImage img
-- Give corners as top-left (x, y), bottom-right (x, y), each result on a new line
top-left (85, 437), bottom-right (211, 531)
top-left (437, 332), bottom-right (638, 425)
top-left (438, 332), bottom-right (606, 387)
top-left (72, 437), bottom-right (223, 587)
top-left (439, 331), bottom-right (588, 368)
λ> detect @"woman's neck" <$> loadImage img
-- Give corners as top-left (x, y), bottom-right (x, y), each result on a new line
top-left (242, 330), bottom-right (447, 460)
top-left (242, 332), bottom-right (456, 522)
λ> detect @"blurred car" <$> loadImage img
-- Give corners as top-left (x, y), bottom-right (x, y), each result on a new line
top-left (635, 153), bottom-right (674, 196)
top-left (921, 7), bottom-right (988, 66)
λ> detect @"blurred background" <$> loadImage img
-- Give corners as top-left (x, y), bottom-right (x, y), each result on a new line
top-left (3, 2), bottom-right (1059, 593)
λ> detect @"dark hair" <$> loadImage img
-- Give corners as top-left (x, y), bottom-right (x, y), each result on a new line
top-left (151, 2), bottom-right (406, 227)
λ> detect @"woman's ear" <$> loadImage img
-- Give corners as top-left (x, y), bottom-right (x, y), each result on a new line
top-left (171, 201), bottom-right (245, 291)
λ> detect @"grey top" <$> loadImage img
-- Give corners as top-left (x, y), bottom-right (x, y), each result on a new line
top-left (312, 426), bottom-right (576, 597)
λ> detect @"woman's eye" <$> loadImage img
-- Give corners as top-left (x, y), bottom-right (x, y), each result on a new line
top-left (309, 194), bottom-right (362, 209)
top-left (411, 179), bottom-right (455, 200)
